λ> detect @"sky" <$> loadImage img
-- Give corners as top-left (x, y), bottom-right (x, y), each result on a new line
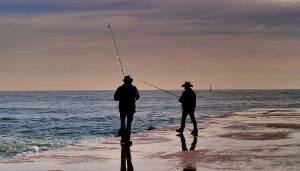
top-left (0, 0), bottom-right (299, 90)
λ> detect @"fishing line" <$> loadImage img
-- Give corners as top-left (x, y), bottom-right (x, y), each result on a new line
top-left (108, 24), bottom-right (179, 98)
top-left (137, 80), bottom-right (180, 98)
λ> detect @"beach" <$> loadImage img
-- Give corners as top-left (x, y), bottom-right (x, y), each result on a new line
top-left (1, 108), bottom-right (299, 170)
top-left (1, 0), bottom-right (300, 170)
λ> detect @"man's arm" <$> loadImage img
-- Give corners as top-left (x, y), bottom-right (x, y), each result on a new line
top-left (114, 87), bottom-right (121, 101)
top-left (135, 87), bottom-right (140, 100)
top-left (179, 92), bottom-right (184, 103)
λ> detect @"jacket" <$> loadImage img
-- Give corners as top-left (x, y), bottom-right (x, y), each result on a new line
top-left (114, 84), bottom-right (140, 113)
top-left (179, 88), bottom-right (196, 111)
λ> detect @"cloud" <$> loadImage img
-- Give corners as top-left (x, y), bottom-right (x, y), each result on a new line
top-left (1, 0), bottom-right (299, 37)
top-left (0, 0), bottom-right (299, 90)
top-left (0, 0), bottom-right (149, 14)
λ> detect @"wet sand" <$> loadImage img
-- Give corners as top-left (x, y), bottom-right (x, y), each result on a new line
top-left (1, 108), bottom-right (300, 170)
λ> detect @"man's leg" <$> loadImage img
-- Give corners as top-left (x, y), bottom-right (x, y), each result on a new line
top-left (125, 113), bottom-right (134, 142)
top-left (126, 113), bottom-right (134, 134)
top-left (178, 111), bottom-right (188, 132)
top-left (189, 111), bottom-right (198, 134)
top-left (120, 112), bottom-right (126, 142)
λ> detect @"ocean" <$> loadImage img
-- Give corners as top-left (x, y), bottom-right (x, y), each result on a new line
top-left (0, 90), bottom-right (299, 159)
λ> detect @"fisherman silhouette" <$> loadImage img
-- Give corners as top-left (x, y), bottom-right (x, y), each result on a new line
top-left (114, 75), bottom-right (140, 145)
top-left (120, 146), bottom-right (134, 171)
top-left (176, 82), bottom-right (198, 135)
top-left (178, 134), bottom-right (198, 171)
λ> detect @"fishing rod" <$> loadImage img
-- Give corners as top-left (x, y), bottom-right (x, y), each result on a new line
top-left (108, 24), bottom-right (125, 77)
top-left (137, 79), bottom-right (180, 98)
top-left (108, 24), bottom-right (180, 98)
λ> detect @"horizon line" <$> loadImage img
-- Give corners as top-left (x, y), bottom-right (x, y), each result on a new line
top-left (0, 88), bottom-right (299, 92)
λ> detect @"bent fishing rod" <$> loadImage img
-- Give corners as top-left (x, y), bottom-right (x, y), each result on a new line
top-left (108, 24), bottom-right (125, 77)
top-left (108, 24), bottom-right (180, 98)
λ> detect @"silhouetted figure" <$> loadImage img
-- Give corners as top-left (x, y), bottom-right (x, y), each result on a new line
top-left (114, 76), bottom-right (140, 144)
top-left (120, 146), bottom-right (134, 171)
top-left (176, 82), bottom-right (198, 135)
top-left (178, 134), bottom-right (198, 171)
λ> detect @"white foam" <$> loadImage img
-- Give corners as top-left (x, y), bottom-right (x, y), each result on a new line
top-left (29, 146), bottom-right (39, 152)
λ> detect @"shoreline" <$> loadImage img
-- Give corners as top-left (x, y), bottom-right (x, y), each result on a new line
top-left (1, 108), bottom-right (300, 170)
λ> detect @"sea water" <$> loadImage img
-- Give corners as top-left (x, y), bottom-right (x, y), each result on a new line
top-left (0, 90), bottom-right (299, 159)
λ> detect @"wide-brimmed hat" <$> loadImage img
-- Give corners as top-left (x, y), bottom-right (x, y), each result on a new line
top-left (182, 81), bottom-right (193, 87)
top-left (123, 75), bottom-right (133, 83)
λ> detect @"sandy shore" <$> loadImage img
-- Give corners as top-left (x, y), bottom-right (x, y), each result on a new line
top-left (1, 108), bottom-right (300, 171)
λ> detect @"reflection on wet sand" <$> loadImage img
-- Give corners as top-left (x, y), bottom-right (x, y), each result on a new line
top-left (178, 134), bottom-right (198, 171)
top-left (121, 146), bottom-right (134, 171)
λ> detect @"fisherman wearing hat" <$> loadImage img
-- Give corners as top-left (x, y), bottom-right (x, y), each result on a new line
top-left (176, 82), bottom-right (198, 135)
top-left (114, 75), bottom-right (140, 145)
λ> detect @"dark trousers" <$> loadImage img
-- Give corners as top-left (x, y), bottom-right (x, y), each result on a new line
top-left (180, 109), bottom-right (197, 131)
top-left (120, 112), bottom-right (134, 142)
